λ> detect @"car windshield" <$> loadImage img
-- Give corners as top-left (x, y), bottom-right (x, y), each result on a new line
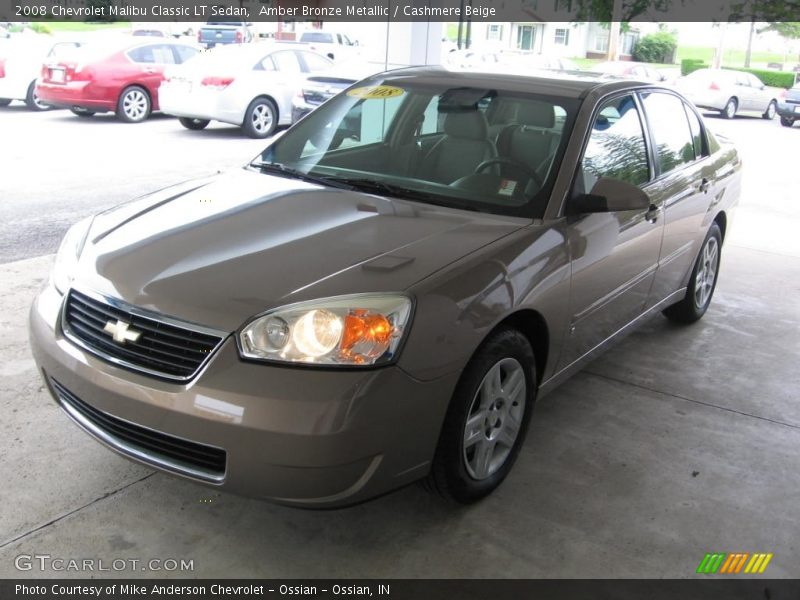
top-left (256, 75), bottom-right (578, 217)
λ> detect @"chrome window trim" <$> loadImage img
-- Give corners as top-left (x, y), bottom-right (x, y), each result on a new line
top-left (60, 286), bottom-right (229, 383)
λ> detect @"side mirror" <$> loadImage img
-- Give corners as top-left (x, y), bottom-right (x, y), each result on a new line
top-left (571, 177), bottom-right (650, 213)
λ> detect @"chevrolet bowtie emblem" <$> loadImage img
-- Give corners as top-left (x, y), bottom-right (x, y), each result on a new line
top-left (103, 319), bottom-right (142, 344)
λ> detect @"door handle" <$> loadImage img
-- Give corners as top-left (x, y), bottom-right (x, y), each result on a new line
top-left (699, 177), bottom-right (711, 194)
top-left (645, 204), bottom-right (661, 223)
top-left (143, 67), bottom-right (156, 74)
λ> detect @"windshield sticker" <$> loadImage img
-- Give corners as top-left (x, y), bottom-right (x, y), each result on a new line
top-left (498, 180), bottom-right (517, 196)
top-left (347, 85), bottom-right (405, 100)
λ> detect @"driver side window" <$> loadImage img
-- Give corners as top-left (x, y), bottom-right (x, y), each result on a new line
top-left (580, 94), bottom-right (650, 194)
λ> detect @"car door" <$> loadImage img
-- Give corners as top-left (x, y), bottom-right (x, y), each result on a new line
top-left (746, 73), bottom-right (770, 112)
top-left (126, 44), bottom-right (176, 105)
top-left (558, 93), bottom-right (664, 368)
top-left (248, 50), bottom-right (303, 121)
top-left (639, 91), bottom-right (715, 307)
top-left (733, 71), bottom-right (757, 111)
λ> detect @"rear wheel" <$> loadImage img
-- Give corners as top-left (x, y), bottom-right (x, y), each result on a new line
top-left (25, 81), bottom-right (49, 111)
top-left (426, 328), bottom-right (536, 504)
top-left (70, 106), bottom-right (95, 117)
top-left (116, 86), bottom-right (151, 123)
top-left (0, 98), bottom-right (11, 107)
top-left (721, 97), bottom-right (737, 119)
top-left (242, 97), bottom-right (277, 138)
top-left (663, 223), bottom-right (722, 324)
top-left (762, 101), bottom-right (777, 120)
top-left (178, 117), bottom-right (210, 130)
top-left (780, 116), bottom-right (795, 127)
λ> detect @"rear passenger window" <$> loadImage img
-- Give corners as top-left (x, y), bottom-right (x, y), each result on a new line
top-left (683, 104), bottom-right (706, 159)
top-left (581, 94), bottom-right (650, 189)
top-left (271, 51), bottom-right (302, 73)
top-left (128, 46), bottom-right (156, 63)
top-left (173, 45), bottom-right (199, 64)
top-left (641, 92), bottom-right (696, 175)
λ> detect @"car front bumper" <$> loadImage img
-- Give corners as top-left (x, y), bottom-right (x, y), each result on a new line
top-left (29, 283), bottom-right (458, 507)
top-left (35, 80), bottom-right (116, 111)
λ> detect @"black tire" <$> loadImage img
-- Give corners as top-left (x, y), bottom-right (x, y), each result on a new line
top-left (25, 81), bottom-right (50, 111)
top-left (178, 117), bottom-right (210, 130)
top-left (780, 116), bottom-right (795, 128)
top-left (720, 97), bottom-right (737, 119)
top-left (70, 107), bottom-right (95, 117)
top-left (242, 97), bottom-right (277, 138)
top-left (426, 328), bottom-right (536, 504)
top-left (116, 85), bottom-right (151, 123)
top-left (762, 100), bottom-right (777, 120)
top-left (663, 223), bottom-right (722, 324)
top-left (0, 98), bottom-right (11, 107)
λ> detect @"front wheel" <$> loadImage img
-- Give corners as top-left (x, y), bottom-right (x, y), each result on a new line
top-left (426, 328), bottom-right (536, 504)
top-left (178, 117), bottom-right (210, 130)
top-left (663, 223), bottom-right (722, 324)
top-left (116, 86), bottom-right (151, 123)
top-left (780, 116), bottom-right (795, 127)
top-left (762, 101), bottom-right (777, 120)
top-left (25, 81), bottom-right (50, 111)
top-left (242, 97), bottom-right (277, 138)
top-left (721, 98), bottom-right (737, 119)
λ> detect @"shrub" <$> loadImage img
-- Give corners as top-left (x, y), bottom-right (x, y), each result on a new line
top-left (681, 59), bottom-right (707, 76)
top-left (633, 31), bottom-right (678, 64)
top-left (733, 68), bottom-right (794, 89)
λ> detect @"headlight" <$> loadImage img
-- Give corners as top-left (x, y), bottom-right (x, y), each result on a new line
top-left (239, 294), bottom-right (413, 366)
top-left (51, 217), bottom-right (93, 294)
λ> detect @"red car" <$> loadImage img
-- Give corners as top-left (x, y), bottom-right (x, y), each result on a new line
top-left (36, 39), bottom-right (200, 122)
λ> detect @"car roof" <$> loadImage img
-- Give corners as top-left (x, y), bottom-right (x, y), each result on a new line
top-left (373, 65), bottom-right (647, 100)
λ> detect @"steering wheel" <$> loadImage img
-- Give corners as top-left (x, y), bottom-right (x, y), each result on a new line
top-left (474, 157), bottom-right (544, 189)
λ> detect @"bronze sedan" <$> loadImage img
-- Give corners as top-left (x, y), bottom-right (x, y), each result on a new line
top-left (30, 68), bottom-right (741, 507)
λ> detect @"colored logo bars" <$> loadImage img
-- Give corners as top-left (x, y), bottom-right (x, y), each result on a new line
top-left (696, 553), bottom-right (773, 574)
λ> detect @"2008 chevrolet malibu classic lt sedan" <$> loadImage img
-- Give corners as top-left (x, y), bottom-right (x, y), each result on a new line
top-left (30, 68), bottom-right (741, 507)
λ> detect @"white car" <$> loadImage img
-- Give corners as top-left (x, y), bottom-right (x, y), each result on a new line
top-left (0, 35), bottom-right (81, 110)
top-left (675, 68), bottom-right (778, 120)
top-left (298, 30), bottom-right (360, 61)
top-left (159, 42), bottom-right (333, 138)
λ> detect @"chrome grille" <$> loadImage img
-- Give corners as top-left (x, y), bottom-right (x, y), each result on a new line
top-left (62, 289), bottom-right (225, 381)
top-left (50, 378), bottom-right (226, 482)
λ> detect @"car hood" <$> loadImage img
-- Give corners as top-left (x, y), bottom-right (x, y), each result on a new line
top-left (74, 169), bottom-right (527, 332)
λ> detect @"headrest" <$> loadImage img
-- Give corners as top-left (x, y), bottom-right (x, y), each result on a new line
top-left (443, 110), bottom-right (489, 140)
top-left (515, 101), bottom-right (555, 128)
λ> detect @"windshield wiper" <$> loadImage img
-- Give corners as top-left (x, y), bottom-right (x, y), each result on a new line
top-left (249, 161), bottom-right (352, 190)
top-left (328, 177), bottom-right (479, 211)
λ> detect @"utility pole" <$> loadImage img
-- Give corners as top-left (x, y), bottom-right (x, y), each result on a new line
top-left (713, 22), bottom-right (728, 68)
top-left (745, 18), bottom-right (755, 68)
top-left (607, 0), bottom-right (623, 61)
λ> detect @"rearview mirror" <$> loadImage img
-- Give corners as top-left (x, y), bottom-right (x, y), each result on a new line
top-left (571, 177), bottom-right (650, 214)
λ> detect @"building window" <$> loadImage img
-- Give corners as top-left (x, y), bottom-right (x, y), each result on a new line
top-left (516, 25), bottom-right (535, 50)
top-left (554, 28), bottom-right (570, 46)
top-left (487, 24), bottom-right (503, 41)
top-left (593, 33), bottom-right (609, 53)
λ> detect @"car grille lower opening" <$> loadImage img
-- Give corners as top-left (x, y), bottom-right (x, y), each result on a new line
top-left (62, 289), bottom-right (224, 381)
top-left (50, 378), bottom-right (226, 482)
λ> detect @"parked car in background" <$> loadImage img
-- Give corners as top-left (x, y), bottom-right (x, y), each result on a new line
top-left (160, 42), bottom-right (333, 138)
top-left (31, 69), bottom-right (741, 507)
top-left (197, 20), bottom-right (253, 49)
top-left (775, 83), bottom-right (800, 127)
top-left (675, 68), bottom-right (778, 119)
top-left (0, 35), bottom-right (82, 110)
top-left (36, 39), bottom-right (200, 122)
top-left (591, 61), bottom-right (666, 83)
top-left (131, 28), bottom-right (167, 38)
top-left (298, 29), bottom-right (359, 61)
top-left (291, 61), bottom-right (381, 123)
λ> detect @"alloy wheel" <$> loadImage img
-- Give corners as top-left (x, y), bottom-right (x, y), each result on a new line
top-left (250, 103), bottom-right (273, 135)
top-left (122, 89), bottom-right (148, 121)
top-left (694, 236), bottom-right (719, 309)
top-left (462, 357), bottom-right (527, 480)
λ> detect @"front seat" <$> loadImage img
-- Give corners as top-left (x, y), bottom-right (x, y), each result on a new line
top-left (418, 110), bottom-right (497, 184)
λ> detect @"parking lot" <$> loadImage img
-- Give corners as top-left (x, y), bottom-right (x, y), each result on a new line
top-left (1, 104), bottom-right (799, 578)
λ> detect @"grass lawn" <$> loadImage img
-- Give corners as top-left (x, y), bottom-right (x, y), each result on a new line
top-left (676, 45), bottom-right (798, 68)
top-left (29, 21), bottom-right (129, 33)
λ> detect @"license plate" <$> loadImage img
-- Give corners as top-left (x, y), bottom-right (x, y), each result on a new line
top-left (50, 68), bottom-right (65, 83)
top-left (794, 106), bottom-right (800, 114)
